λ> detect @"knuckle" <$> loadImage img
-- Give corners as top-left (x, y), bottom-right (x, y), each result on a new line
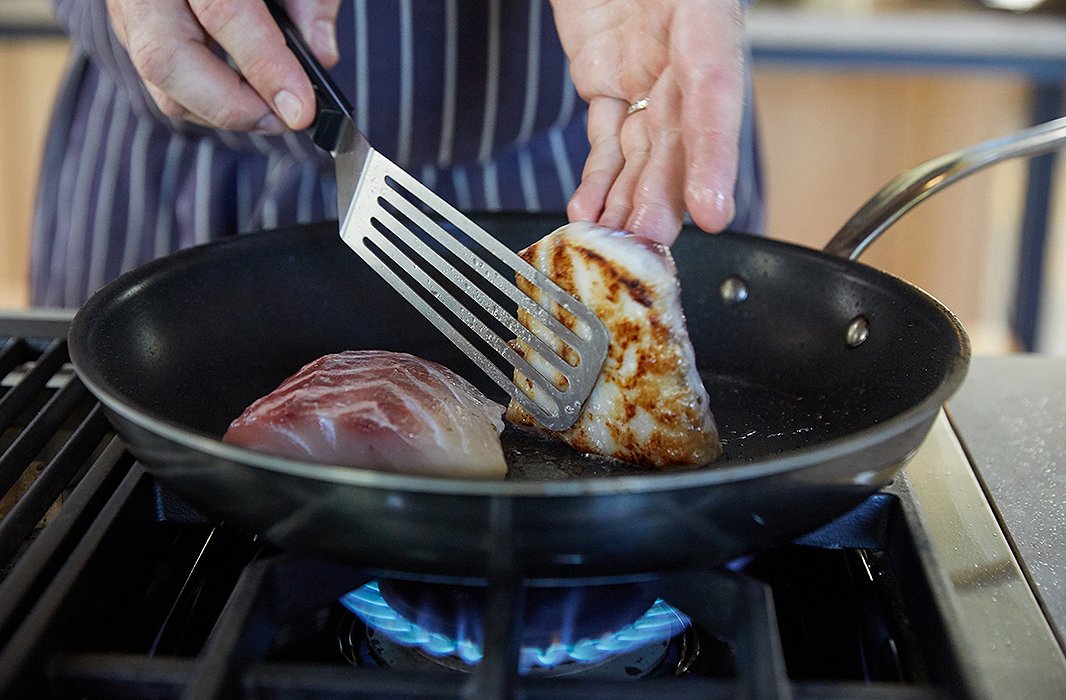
top-left (619, 132), bottom-right (652, 159)
top-left (146, 85), bottom-right (185, 119)
top-left (128, 37), bottom-right (179, 89)
top-left (190, 0), bottom-right (241, 35)
top-left (567, 52), bottom-right (604, 100)
top-left (580, 166), bottom-right (619, 186)
top-left (153, 96), bottom-right (184, 119)
top-left (201, 102), bottom-right (248, 131)
top-left (566, 198), bottom-right (590, 222)
top-left (241, 53), bottom-right (281, 84)
top-left (686, 62), bottom-right (741, 95)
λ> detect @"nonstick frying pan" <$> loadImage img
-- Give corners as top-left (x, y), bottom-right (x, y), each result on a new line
top-left (66, 215), bottom-right (966, 580)
top-left (68, 118), bottom-right (1066, 582)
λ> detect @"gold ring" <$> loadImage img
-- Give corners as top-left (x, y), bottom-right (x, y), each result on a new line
top-left (626, 97), bottom-right (650, 116)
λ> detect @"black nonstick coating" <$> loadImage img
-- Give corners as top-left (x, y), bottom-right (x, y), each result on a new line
top-left (68, 214), bottom-right (969, 579)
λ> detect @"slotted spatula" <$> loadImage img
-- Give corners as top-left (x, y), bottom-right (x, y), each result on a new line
top-left (265, 2), bottom-right (608, 431)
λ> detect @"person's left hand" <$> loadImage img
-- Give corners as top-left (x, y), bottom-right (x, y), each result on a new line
top-left (550, 0), bottom-right (746, 245)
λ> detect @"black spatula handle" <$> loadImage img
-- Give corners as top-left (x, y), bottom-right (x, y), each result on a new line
top-left (264, 0), bottom-right (354, 152)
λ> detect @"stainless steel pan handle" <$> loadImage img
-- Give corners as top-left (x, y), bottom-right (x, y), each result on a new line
top-left (824, 116), bottom-right (1066, 260)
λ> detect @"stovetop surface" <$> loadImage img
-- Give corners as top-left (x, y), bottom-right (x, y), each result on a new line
top-left (948, 355), bottom-right (1066, 645)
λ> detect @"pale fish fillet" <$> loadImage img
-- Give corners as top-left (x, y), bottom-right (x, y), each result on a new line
top-left (224, 350), bottom-right (507, 478)
top-left (507, 222), bottom-right (722, 468)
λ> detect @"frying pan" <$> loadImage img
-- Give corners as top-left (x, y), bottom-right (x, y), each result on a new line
top-left (67, 118), bottom-right (1065, 582)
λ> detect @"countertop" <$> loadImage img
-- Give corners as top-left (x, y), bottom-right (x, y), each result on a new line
top-left (948, 355), bottom-right (1066, 648)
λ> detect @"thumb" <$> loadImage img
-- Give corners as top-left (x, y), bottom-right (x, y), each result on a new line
top-left (283, 0), bottom-right (341, 67)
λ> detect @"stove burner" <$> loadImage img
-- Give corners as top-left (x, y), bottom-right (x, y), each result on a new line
top-left (338, 608), bottom-right (700, 679)
top-left (339, 581), bottom-right (692, 675)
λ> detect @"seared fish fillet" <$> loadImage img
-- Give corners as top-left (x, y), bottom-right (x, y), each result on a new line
top-left (224, 350), bottom-right (507, 478)
top-left (507, 222), bottom-right (722, 468)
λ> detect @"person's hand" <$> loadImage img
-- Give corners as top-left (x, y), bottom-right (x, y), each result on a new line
top-left (105, 0), bottom-right (340, 133)
top-left (550, 0), bottom-right (745, 244)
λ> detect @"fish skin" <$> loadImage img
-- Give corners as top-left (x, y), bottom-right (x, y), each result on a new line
top-left (224, 350), bottom-right (508, 478)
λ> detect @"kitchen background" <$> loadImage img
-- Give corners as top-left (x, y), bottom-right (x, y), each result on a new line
top-left (2, 0), bottom-right (1065, 354)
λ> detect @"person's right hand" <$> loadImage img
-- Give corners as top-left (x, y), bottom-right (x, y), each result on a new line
top-left (105, 0), bottom-right (340, 133)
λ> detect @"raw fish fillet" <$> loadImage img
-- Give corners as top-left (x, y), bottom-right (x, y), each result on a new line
top-left (507, 222), bottom-right (721, 468)
top-left (224, 350), bottom-right (507, 478)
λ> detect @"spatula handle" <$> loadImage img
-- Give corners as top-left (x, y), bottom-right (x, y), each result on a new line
top-left (264, 0), bottom-right (354, 152)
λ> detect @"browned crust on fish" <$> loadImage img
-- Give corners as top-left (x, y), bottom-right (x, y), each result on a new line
top-left (507, 226), bottom-right (721, 469)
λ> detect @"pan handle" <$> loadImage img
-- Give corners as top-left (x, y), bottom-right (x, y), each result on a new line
top-left (823, 116), bottom-right (1066, 261)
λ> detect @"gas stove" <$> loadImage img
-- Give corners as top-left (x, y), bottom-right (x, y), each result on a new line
top-left (1, 310), bottom-right (1064, 699)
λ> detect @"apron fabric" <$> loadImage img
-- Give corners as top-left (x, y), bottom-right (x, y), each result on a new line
top-left (33, 0), bottom-right (763, 307)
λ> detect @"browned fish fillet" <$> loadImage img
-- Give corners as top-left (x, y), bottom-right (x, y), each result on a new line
top-left (507, 222), bottom-right (721, 468)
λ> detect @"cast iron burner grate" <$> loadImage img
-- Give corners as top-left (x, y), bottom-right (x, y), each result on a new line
top-left (0, 325), bottom-right (962, 699)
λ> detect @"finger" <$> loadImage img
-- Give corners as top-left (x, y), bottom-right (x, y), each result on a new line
top-left (119, 0), bottom-right (292, 132)
top-left (599, 106), bottom-right (653, 231)
top-left (144, 79), bottom-right (283, 133)
top-left (283, 0), bottom-right (341, 67)
top-left (673, 0), bottom-right (744, 232)
top-left (105, 0), bottom-right (130, 48)
top-left (568, 97), bottom-right (627, 223)
top-left (190, 0), bottom-right (317, 130)
top-left (143, 81), bottom-right (188, 119)
top-left (626, 76), bottom-right (686, 244)
top-left (550, 0), bottom-right (666, 103)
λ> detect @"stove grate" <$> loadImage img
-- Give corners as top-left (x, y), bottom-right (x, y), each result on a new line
top-left (0, 329), bottom-right (956, 699)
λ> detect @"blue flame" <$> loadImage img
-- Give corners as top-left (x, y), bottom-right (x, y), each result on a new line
top-left (340, 581), bottom-right (690, 672)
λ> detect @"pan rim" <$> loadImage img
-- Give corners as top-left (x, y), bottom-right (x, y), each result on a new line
top-left (67, 223), bottom-right (972, 499)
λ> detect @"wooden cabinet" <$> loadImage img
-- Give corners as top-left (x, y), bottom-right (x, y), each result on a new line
top-left (753, 68), bottom-right (1031, 353)
top-left (0, 36), bottom-right (69, 309)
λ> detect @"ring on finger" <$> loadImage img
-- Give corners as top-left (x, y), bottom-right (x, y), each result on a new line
top-left (626, 97), bottom-right (650, 116)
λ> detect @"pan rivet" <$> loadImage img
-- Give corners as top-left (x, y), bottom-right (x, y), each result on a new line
top-left (720, 276), bottom-right (748, 305)
top-left (846, 316), bottom-right (870, 348)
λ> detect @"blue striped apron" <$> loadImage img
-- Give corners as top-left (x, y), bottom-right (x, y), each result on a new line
top-left (32, 0), bottom-right (762, 307)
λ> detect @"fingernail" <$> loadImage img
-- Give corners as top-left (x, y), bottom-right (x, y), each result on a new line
top-left (273, 90), bottom-right (302, 128)
top-left (314, 20), bottom-right (338, 61)
top-left (718, 191), bottom-right (736, 227)
top-left (255, 112), bottom-right (285, 134)
top-left (690, 186), bottom-right (735, 231)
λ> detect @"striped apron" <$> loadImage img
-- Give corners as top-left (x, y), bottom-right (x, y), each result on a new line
top-left (33, 0), bottom-right (763, 307)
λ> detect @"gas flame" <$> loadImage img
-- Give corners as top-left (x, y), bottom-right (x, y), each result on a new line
top-left (341, 581), bottom-right (690, 673)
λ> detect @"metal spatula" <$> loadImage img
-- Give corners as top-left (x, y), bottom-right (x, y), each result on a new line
top-left (266, 2), bottom-right (608, 431)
